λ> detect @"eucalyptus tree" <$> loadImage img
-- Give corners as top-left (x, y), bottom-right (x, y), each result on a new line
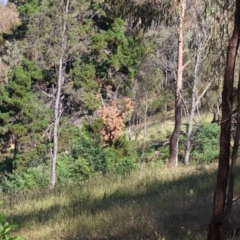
top-left (104, 0), bottom-right (189, 166)
top-left (183, 0), bottom-right (232, 165)
top-left (165, 0), bottom-right (231, 166)
top-left (208, 0), bottom-right (240, 238)
top-left (106, 0), bottom-right (233, 166)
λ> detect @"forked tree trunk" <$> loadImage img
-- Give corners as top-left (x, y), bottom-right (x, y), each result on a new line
top-left (168, 0), bottom-right (186, 167)
top-left (207, 1), bottom-right (240, 238)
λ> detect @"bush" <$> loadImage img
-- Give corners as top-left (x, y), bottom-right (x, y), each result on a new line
top-left (0, 164), bottom-right (49, 192)
top-left (185, 122), bottom-right (220, 163)
top-left (157, 147), bottom-right (169, 164)
top-left (0, 131), bottom-right (138, 192)
top-left (112, 134), bottom-right (137, 160)
top-left (69, 132), bottom-right (138, 177)
top-left (71, 132), bottom-right (116, 174)
top-left (115, 157), bottom-right (137, 174)
top-left (57, 154), bottom-right (94, 181)
top-left (0, 202), bottom-right (25, 240)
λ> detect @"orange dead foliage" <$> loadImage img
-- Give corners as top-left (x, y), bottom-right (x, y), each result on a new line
top-left (98, 98), bottom-right (133, 146)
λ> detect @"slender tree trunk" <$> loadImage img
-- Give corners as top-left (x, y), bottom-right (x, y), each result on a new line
top-left (50, 59), bottom-right (64, 190)
top-left (208, 1), bottom-right (240, 238)
top-left (49, 0), bottom-right (69, 190)
top-left (141, 90), bottom-right (148, 169)
top-left (184, 43), bottom-right (212, 165)
top-left (168, 0), bottom-right (186, 167)
top-left (184, 46), bottom-right (200, 165)
top-left (184, 82), bottom-right (211, 165)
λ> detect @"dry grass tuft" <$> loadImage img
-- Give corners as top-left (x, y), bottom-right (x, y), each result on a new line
top-left (0, 3), bottom-right (20, 34)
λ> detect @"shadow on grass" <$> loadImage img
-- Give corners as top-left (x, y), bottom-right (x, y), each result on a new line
top-left (4, 165), bottom-right (240, 240)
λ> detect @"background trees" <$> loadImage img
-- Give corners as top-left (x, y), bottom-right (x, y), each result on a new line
top-left (3, 0), bottom-right (240, 239)
top-left (0, 0), bottom-right (146, 189)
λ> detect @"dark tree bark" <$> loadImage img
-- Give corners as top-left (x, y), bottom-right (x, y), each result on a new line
top-left (207, 1), bottom-right (240, 239)
top-left (223, 69), bottom-right (240, 224)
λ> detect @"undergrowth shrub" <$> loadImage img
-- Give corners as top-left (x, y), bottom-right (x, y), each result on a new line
top-left (71, 132), bottom-right (116, 174)
top-left (112, 134), bottom-right (137, 159)
top-left (0, 164), bottom-right (49, 192)
top-left (98, 98), bottom-right (134, 146)
top-left (191, 122), bottom-right (220, 162)
top-left (114, 157), bottom-right (137, 174)
top-left (0, 131), bottom-right (138, 192)
top-left (0, 202), bottom-right (25, 240)
top-left (179, 122), bottom-right (220, 163)
top-left (70, 132), bottom-right (138, 175)
top-left (158, 147), bottom-right (169, 163)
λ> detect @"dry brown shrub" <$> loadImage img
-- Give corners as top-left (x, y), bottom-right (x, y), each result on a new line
top-left (98, 98), bottom-right (134, 146)
top-left (0, 3), bottom-right (20, 34)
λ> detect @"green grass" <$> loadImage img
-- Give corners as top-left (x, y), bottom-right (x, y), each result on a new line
top-left (2, 162), bottom-right (238, 240)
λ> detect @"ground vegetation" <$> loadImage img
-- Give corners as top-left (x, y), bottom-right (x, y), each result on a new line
top-left (1, 0), bottom-right (240, 239)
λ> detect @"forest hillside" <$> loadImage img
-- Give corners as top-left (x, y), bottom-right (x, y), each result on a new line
top-left (1, 0), bottom-right (240, 239)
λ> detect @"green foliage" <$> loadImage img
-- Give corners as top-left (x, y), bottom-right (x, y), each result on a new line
top-left (179, 122), bottom-right (220, 163)
top-left (70, 63), bottom-right (100, 112)
top-left (58, 123), bottom-right (82, 153)
top-left (83, 118), bottom-right (104, 134)
top-left (91, 17), bottom-right (145, 85)
top-left (158, 147), bottom-right (169, 163)
top-left (0, 128), bottom-right (137, 192)
top-left (114, 157), bottom-right (137, 174)
top-left (191, 122), bottom-right (220, 163)
top-left (0, 164), bottom-right (49, 192)
top-left (71, 132), bottom-right (116, 174)
top-left (111, 134), bottom-right (137, 160)
top-left (57, 154), bottom-right (93, 181)
top-left (57, 132), bottom-right (138, 181)
top-left (18, 0), bottom-right (42, 15)
top-left (0, 59), bottom-right (48, 171)
top-left (0, 202), bottom-right (25, 240)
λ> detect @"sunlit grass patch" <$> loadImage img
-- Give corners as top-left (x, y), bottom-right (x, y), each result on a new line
top-left (1, 162), bottom-right (231, 239)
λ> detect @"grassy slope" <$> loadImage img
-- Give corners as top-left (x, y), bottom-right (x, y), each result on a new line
top-left (130, 112), bottom-right (213, 144)
top-left (2, 162), bottom-right (240, 240)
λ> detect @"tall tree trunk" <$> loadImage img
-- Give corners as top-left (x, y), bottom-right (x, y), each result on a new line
top-left (207, 1), bottom-right (240, 238)
top-left (168, 0), bottom-right (186, 167)
top-left (224, 69), bottom-right (240, 222)
top-left (50, 59), bottom-right (64, 190)
top-left (49, 0), bottom-right (69, 190)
